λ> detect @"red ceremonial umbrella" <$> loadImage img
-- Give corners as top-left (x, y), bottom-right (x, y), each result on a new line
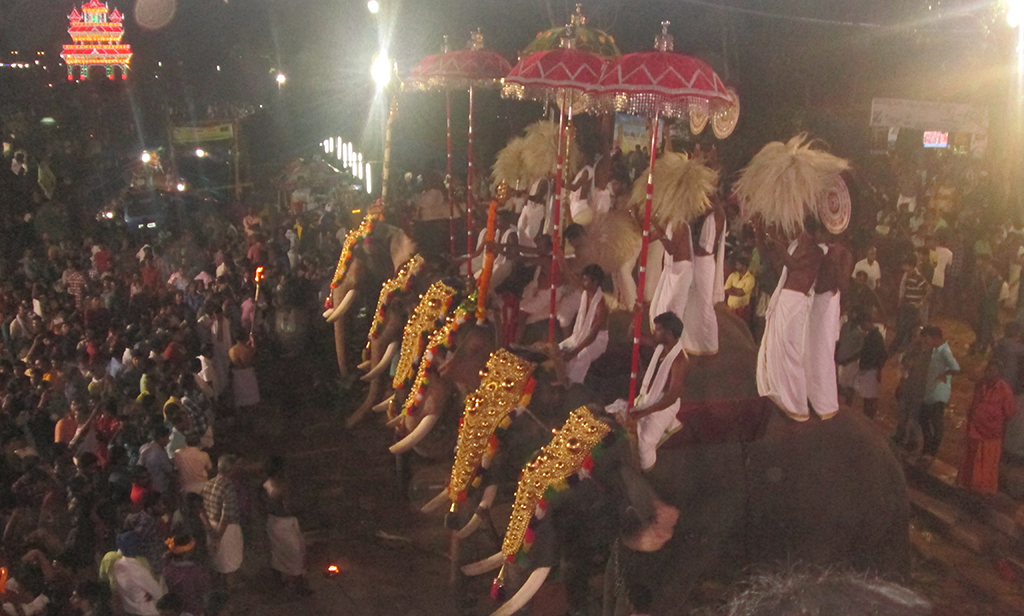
top-left (405, 31), bottom-right (512, 269)
top-left (503, 27), bottom-right (608, 342)
top-left (593, 21), bottom-right (739, 408)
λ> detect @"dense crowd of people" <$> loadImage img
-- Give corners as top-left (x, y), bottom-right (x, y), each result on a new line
top-left (0, 158), bottom-right (357, 614)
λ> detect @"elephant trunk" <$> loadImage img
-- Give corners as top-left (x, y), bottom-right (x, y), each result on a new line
top-left (325, 289), bottom-right (356, 323)
top-left (491, 567), bottom-right (552, 616)
top-left (454, 484), bottom-right (497, 539)
top-left (361, 342), bottom-right (398, 381)
top-left (389, 414), bottom-right (440, 454)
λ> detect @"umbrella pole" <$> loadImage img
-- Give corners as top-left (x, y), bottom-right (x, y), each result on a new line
top-left (465, 85), bottom-right (476, 277)
top-left (446, 89), bottom-right (456, 257)
top-left (382, 96), bottom-right (398, 204)
top-left (548, 95), bottom-right (568, 343)
top-left (628, 111), bottom-right (660, 409)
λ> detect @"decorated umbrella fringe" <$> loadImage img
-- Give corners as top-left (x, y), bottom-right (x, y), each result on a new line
top-left (732, 134), bottom-right (849, 237)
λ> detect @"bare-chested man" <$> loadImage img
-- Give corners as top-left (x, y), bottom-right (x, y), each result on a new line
top-left (648, 221), bottom-right (693, 329)
top-left (806, 231), bottom-right (854, 419)
top-left (756, 217), bottom-right (825, 421)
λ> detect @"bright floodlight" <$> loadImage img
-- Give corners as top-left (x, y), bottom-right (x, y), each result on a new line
top-left (176, 182), bottom-right (186, 192)
top-left (195, 148), bottom-right (207, 158)
top-left (276, 73), bottom-right (287, 85)
top-left (140, 152), bottom-right (152, 164)
top-left (1010, 0), bottom-right (1024, 26)
top-left (367, 0), bottom-right (380, 14)
top-left (371, 54), bottom-right (391, 88)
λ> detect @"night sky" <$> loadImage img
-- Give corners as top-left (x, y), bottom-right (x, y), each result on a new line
top-left (0, 0), bottom-right (1015, 170)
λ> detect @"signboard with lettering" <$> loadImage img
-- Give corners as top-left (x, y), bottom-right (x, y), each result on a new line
top-left (869, 98), bottom-right (988, 135)
top-left (172, 123), bottom-right (234, 144)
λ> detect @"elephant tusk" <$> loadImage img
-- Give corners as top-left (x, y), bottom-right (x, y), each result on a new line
top-left (357, 360), bottom-right (371, 371)
top-left (454, 514), bottom-right (483, 539)
top-left (421, 488), bottom-right (451, 514)
top-left (372, 394), bottom-right (394, 413)
top-left (361, 342), bottom-right (398, 381)
top-left (461, 552), bottom-right (504, 576)
top-left (325, 290), bottom-right (356, 323)
top-left (389, 414), bottom-right (440, 454)
top-left (454, 484), bottom-right (496, 539)
top-left (490, 567), bottom-right (552, 616)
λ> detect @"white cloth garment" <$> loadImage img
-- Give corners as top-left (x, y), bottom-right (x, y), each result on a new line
top-left (519, 269), bottom-right (580, 328)
top-left (682, 216), bottom-right (724, 355)
top-left (852, 259), bottom-right (881, 290)
top-left (568, 165), bottom-right (595, 223)
top-left (111, 557), bottom-right (164, 616)
top-left (267, 515), bottom-right (306, 576)
top-left (517, 201), bottom-right (545, 248)
top-left (757, 241), bottom-right (815, 421)
top-left (806, 288), bottom-right (841, 418)
top-left (649, 225), bottom-right (693, 329)
top-left (559, 289), bottom-right (609, 384)
top-left (210, 523), bottom-right (244, 574)
top-left (634, 339), bottom-right (687, 469)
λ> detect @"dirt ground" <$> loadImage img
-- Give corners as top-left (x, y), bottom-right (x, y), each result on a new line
top-left (215, 314), bottom-right (1024, 616)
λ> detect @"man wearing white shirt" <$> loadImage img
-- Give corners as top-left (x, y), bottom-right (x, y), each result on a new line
top-left (931, 236), bottom-right (953, 316)
top-left (852, 246), bottom-right (882, 291)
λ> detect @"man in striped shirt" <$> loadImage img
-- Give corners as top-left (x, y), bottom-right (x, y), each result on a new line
top-left (893, 255), bottom-right (930, 352)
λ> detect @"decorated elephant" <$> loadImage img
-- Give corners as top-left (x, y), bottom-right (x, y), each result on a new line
top-left (323, 210), bottom-right (415, 380)
top-left (461, 310), bottom-right (909, 616)
top-left (344, 255), bottom-right (433, 429)
top-left (390, 314), bottom-right (497, 461)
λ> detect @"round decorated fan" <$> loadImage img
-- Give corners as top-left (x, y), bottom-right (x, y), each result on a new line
top-left (818, 176), bottom-right (851, 234)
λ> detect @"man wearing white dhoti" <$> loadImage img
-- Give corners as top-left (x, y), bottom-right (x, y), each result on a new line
top-left (559, 264), bottom-right (609, 384)
top-left (518, 183), bottom-right (547, 249)
top-left (613, 312), bottom-right (690, 470)
top-left (756, 222), bottom-right (825, 421)
top-left (649, 221), bottom-right (693, 328)
top-left (806, 238), bottom-right (853, 419)
top-left (683, 207), bottom-right (726, 355)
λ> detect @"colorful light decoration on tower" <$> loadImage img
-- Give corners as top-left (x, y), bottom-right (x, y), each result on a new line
top-left (61, 0), bottom-right (132, 81)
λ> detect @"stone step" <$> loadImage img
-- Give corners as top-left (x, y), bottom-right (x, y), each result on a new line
top-left (909, 488), bottom-right (991, 554)
top-left (899, 448), bottom-right (1024, 559)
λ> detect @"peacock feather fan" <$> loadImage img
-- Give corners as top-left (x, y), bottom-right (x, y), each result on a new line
top-left (629, 152), bottom-right (718, 229)
top-left (733, 134), bottom-right (849, 237)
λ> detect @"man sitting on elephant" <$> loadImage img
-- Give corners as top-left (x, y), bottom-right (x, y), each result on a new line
top-left (558, 264), bottom-right (609, 385)
top-left (611, 312), bottom-right (691, 470)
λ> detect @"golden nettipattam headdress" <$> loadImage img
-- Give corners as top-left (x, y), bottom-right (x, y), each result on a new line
top-left (368, 255), bottom-right (425, 343)
top-left (392, 281), bottom-right (456, 390)
top-left (448, 350), bottom-right (535, 503)
top-left (329, 208), bottom-right (383, 288)
top-left (501, 407), bottom-right (610, 558)
top-left (399, 293), bottom-right (476, 418)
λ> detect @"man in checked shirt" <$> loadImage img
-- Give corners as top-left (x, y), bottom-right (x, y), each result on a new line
top-left (202, 454), bottom-right (244, 587)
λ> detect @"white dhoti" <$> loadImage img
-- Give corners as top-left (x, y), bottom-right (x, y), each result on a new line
top-left (757, 288), bottom-right (813, 421)
top-left (615, 339), bottom-right (686, 470)
top-left (210, 522), bottom-right (244, 574)
top-left (563, 331), bottom-right (609, 384)
top-left (267, 515), bottom-right (306, 577)
top-left (231, 367), bottom-right (260, 408)
top-left (559, 289), bottom-right (608, 384)
top-left (806, 290), bottom-right (841, 418)
top-left (650, 258), bottom-right (692, 328)
top-left (683, 255), bottom-right (718, 355)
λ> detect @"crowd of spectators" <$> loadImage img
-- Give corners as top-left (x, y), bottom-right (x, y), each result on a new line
top-left (0, 156), bottom-right (355, 614)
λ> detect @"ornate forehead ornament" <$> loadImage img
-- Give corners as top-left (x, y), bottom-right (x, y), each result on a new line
top-left (392, 281), bottom-right (456, 390)
top-left (329, 209), bottom-right (382, 287)
top-left (448, 349), bottom-right (535, 502)
top-left (399, 293), bottom-right (475, 417)
top-left (368, 254), bottom-right (425, 342)
top-left (501, 406), bottom-right (610, 558)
